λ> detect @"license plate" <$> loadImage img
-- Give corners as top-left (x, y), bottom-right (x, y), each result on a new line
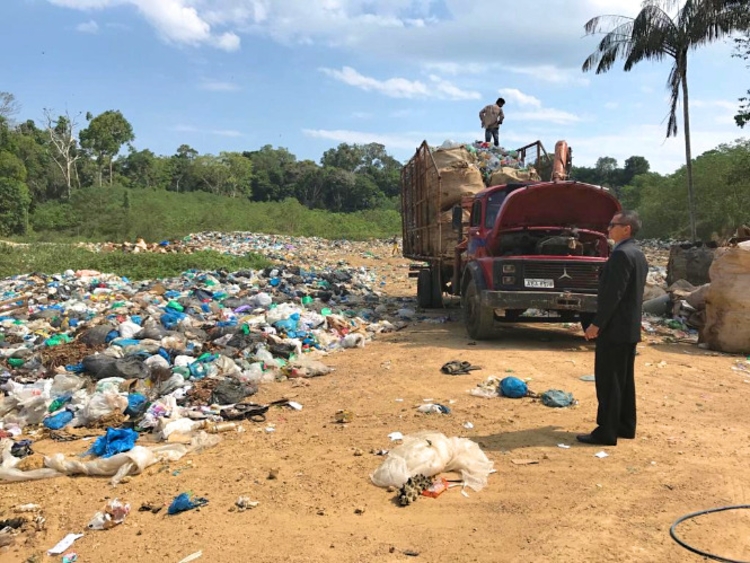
top-left (524, 278), bottom-right (554, 289)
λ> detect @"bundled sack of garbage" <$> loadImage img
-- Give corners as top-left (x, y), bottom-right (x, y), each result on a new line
top-left (702, 241), bottom-right (750, 354)
top-left (370, 431), bottom-right (494, 492)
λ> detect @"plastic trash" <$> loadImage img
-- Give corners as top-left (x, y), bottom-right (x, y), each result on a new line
top-left (43, 410), bottom-right (74, 430)
top-left (168, 492), bottom-right (209, 515)
top-left (540, 390), bottom-right (575, 408)
top-left (499, 376), bottom-right (528, 398)
top-left (87, 499), bottom-right (130, 530)
top-left (371, 431), bottom-right (494, 492)
top-left (87, 427), bottom-right (139, 458)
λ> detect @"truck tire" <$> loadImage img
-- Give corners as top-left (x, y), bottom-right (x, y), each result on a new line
top-left (430, 267), bottom-right (443, 308)
top-left (464, 278), bottom-right (495, 340)
top-left (417, 269), bottom-right (433, 308)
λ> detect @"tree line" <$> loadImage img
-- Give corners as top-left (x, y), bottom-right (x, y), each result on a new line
top-left (0, 94), bottom-right (403, 236)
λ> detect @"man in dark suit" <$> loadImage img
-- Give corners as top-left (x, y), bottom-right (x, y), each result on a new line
top-left (577, 210), bottom-right (649, 446)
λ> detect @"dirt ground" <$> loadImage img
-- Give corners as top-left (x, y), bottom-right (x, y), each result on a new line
top-left (2, 249), bottom-right (750, 563)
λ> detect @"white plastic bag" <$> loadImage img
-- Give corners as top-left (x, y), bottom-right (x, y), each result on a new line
top-left (80, 392), bottom-right (128, 424)
top-left (370, 431), bottom-right (494, 491)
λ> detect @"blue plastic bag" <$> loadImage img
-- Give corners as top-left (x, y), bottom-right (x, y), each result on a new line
top-left (168, 493), bottom-right (209, 515)
top-left (541, 389), bottom-right (575, 408)
top-left (88, 427), bottom-right (138, 458)
top-left (499, 376), bottom-right (528, 398)
top-left (43, 410), bottom-right (74, 430)
top-left (125, 393), bottom-right (148, 417)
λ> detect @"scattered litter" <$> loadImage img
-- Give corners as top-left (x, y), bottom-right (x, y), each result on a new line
top-left (167, 493), bottom-right (209, 515)
top-left (177, 551), bottom-right (203, 563)
top-left (594, 451), bottom-right (609, 459)
top-left (62, 553), bottom-right (78, 563)
top-left (335, 410), bottom-right (354, 423)
top-left (540, 390), bottom-right (576, 408)
top-left (287, 401), bottom-right (303, 411)
top-left (88, 499), bottom-right (130, 530)
top-left (48, 533), bottom-right (84, 556)
top-left (557, 444), bottom-right (571, 449)
top-left (416, 404), bottom-right (451, 414)
top-left (235, 497), bottom-right (259, 511)
top-left (579, 375), bottom-right (596, 382)
top-left (463, 422), bottom-right (474, 430)
top-left (388, 432), bottom-right (404, 441)
top-left (511, 459), bottom-right (539, 466)
top-left (371, 431), bottom-right (494, 492)
top-left (441, 360), bottom-right (481, 375)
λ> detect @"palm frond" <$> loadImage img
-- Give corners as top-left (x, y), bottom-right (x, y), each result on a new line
top-left (665, 61), bottom-right (683, 137)
top-left (582, 17), bottom-right (635, 73)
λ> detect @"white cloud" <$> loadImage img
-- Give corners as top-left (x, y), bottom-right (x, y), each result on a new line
top-left (42, 0), bottom-right (648, 68)
top-left (515, 108), bottom-right (582, 125)
top-left (76, 19), bottom-right (99, 33)
top-left (48, 0), bottom-right (240, 50)
top-left (320, 66), bottom-right (480, 100)
top-left (498, 88), bottom-right (541, 108)
top-left (198, 80), bottom-right (240, 92)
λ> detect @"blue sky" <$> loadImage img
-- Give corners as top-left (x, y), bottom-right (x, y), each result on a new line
top-left (2, 0), bottom-right (748, 174)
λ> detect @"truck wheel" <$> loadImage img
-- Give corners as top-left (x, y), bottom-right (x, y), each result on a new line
top-left (464, 278), bottom-right (495, 340)
top-left (430, 268), bottom-right (443, 308)
top-left (417, 269), bottom-right (433, 308)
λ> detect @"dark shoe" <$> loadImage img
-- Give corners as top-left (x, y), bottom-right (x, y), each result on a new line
top-left (618, 434), bottom-right (635, 440)
top-left (576, 433), bottom-right (616, 446)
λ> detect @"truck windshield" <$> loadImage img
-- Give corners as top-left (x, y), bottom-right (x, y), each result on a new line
top-left (484, 191), bottom-right (507, 228)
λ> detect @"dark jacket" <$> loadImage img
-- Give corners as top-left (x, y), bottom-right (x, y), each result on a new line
top-left (593, 238), bottom-right (649, 343)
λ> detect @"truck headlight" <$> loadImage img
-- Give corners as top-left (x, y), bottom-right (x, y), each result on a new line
top-left (502, 276), bottom-right (516, 285)
top-left (502, 264), bottom-right (516, 274)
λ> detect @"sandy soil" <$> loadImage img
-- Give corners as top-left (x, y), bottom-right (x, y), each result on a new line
top-left (2, 250), bottom-right (750, 563)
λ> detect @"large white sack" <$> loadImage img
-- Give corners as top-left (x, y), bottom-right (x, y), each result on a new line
top-left (370, 431), bottom-right (494, 492)
top-left (703, 241), bottom-right (750, 354)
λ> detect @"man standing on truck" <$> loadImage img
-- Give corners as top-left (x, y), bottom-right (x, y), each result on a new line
top-left (479, 97), bottom-right (505, 147)
top-left (577, 210), bottom-right (648, 446)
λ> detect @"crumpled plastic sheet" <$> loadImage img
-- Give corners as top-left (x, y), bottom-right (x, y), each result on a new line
top-left (0, 432), bottom-right (220, 485)
top-left (370, 431), bottom-right (494, 492)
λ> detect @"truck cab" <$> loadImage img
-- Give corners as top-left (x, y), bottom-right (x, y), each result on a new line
top-left (459, 180), bottom-right (621, 339)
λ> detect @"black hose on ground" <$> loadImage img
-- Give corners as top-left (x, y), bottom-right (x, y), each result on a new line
top-left (670, 505), bottom-right (750, 563)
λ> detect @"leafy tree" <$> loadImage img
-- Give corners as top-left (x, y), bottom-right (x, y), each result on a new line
top-left (79, 110), bottom-right (134, 186)
top-left (733, 32), bottom-right (750, 127)
top-left (220, 152), bottom-right (253, 198)
top-left (0, 150), bottom-right (27, 182)
top-left (0, 178), bottom-right (31, 235)
top-left (582, 0), bottom-right (749, 241)
top-left (119, 147), bottom-right (166, 189)
top-left (169, 144), bottom-right (199, 192)
top-left (620, 156), bottom-right (650, 186)
top-left (244, 145), bottom-right (297, 202)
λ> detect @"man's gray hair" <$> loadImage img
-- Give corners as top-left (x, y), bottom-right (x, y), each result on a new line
top-left (617, 210), bottom-right (642, 237)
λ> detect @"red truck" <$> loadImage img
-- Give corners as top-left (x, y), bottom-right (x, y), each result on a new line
top-left (400, 140), bottom-right (621, 339)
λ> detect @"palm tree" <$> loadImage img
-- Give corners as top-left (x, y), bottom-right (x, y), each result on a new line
top-left (582, 0), bottom-right (749, 241)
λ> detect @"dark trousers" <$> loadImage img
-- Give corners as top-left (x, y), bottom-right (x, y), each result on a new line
top-left (592, 340), bottom-right (637, 444)
top-left (485, 127), bottom-right (499, 146)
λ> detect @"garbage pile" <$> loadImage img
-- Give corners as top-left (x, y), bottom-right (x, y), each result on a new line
top-left (0, 255), bottom-right (418, 483)
top-left (77, 232), bottom-right (399, 267)
top-left (432, 140), bottom-right (540, 187)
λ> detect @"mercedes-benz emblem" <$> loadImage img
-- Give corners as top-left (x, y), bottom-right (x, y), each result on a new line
top-left (558, 268), bottom-right (572, 280)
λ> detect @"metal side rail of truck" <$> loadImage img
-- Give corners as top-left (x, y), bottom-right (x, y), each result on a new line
top-left (400, 140), bottom-right (621, 339)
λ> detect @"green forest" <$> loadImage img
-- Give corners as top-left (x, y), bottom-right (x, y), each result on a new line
top-left (1, 85), bottom-right (749, 243)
